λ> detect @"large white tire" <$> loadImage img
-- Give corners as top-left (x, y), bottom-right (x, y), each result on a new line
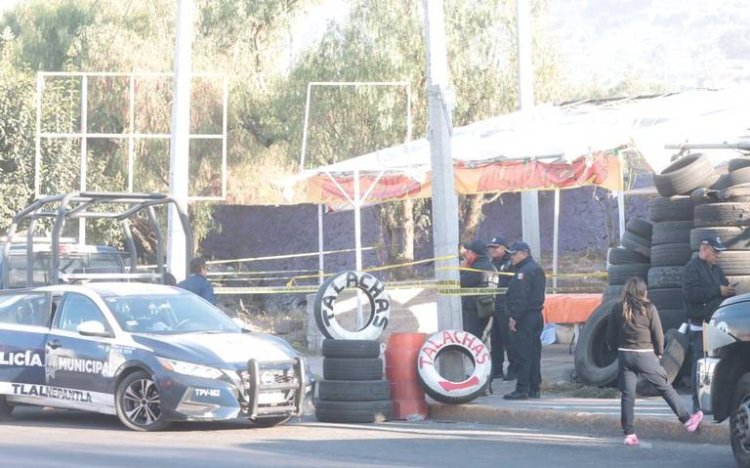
top-left (416, 330), bottom-right (492, 405)
top-left (313, 271), bottom-right (390, 340)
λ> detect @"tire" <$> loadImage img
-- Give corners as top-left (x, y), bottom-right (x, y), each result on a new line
top-left (658, 308), bottom-right (686, 332)
top-left (729, 158), bottom-right (750, 172)
top-left (313, 271), bottom-right (390, 340)
top-left (727, 275), bottom-right (750, 295)
top-left (647, 288), bottom-right (684, 311)
top-left (318, 379), bottom-right (391, 402)
top-left (720, 183), bottom-right (750, 203)
top-left (115, 370), bottom-right (171, 431)
top-left (315, 399), bottom-right (392, 423)
top-left (731, 373), bottom-right (750, 467)
top-left (653, 154), bottom-right (714, 197)
top-left (729, 167), bottom-right (750, 186)
top-left (607, 263), bottom-right (649, 286)
top-left (690, 187), bottom-right (719, 206)
top-left (649, 196), bottom-right (694, 222)
top-left (417, 330), bottom-right (492, 404)
top-left (322, 339), bottom-right (381, 359)
top-left (626, 218), bottom-right (653, 240)
top-left (694, 203), bottom-right (750, 227)
top-left (250, 416), bottom-right (292, 427)
top-left (620, 231), bottom-right (651, 258)
top-left (602, 285), bottom-right (623, 303)
top-left (607, 247), bottom-right (649, 265)
top-left (647, 266), bottom-right (684, 289)
top-left (716, 251), bottom-right (750, 276)
top-left (574, 300), bottom-right (619, 387)
top-left (323, 358), bottom-right (384, 381)
top-left (711, 173), bottom-right (733, 191)
top-left (651, 221), bottom-right (693, 246)
top-left (649, 243), bottom-right (692, 267)
top-left (690, 227), bottom-right (750, 251)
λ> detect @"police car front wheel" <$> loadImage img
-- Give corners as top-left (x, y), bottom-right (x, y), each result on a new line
top-left (0, 395), bottom-right (14, 419)
top-left (115, 370), bottom-right (171, 431)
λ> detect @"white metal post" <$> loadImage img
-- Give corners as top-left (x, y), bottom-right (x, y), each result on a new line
top-left (517, 0), bottom-right (541, 258)
top-left (34, 75), bottom-right (42, 197)
top-left (318, 204), bottom-right (325, 285)
top-left (167, 0), bottom-right (194, 281)
top-left (553, 188), bottom-right (560, 292)
top-left (128, 75), bottom-right (135, 192)
top-left (79, 75), bottom-right (88, 244)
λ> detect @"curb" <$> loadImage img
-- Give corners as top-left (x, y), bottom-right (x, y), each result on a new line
top-left (428, 403), bottom-right (729, 445)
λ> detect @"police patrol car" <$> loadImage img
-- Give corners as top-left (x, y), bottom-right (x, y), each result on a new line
top-left (0, 282), bottom-right (309, 431)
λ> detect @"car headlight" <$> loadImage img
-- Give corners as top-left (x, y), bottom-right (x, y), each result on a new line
top-left (156, 357), bottom-right (224, 379)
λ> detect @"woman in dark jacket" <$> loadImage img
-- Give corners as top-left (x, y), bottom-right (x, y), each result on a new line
top-left (605, 277), bottom-right (703, 446)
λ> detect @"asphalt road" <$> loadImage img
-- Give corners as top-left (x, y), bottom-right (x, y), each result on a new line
top-left (0, 407), bottom-right (734, 467)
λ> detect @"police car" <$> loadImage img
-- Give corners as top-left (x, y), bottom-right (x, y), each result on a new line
top-left (0, 282), bottom-right (309, 431)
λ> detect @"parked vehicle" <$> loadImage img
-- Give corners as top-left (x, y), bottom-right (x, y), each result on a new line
top-left (0, 282), bottom-right (310, 430)
top-left (2, 192), bottom-right (194, 287)
top-left (697, 294), bottom-right (750, 467)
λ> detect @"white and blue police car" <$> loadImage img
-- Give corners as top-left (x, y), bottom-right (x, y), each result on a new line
top-left (0, 282), bottom-right (309, 431)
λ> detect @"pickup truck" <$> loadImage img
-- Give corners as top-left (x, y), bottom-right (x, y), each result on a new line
top-left (697, 293), bottom-right (750, 467)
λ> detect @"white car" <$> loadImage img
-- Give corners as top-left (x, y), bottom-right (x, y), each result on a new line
top-left (0, 282), bottom-right (310, 431)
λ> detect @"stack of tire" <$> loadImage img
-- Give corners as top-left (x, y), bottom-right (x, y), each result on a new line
top-left (692, 157), bottom-right (750, 295)
top-left (315, 339), bottom-right (393, 423)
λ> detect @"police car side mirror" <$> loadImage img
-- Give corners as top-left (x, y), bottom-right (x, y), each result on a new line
top-left (78, 320), bottom-right (113, 338)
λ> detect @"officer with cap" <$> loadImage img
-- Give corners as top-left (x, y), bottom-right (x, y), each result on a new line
top-left (486, 236), bottom-right (517, 380)
top-left (503, 241), bottom-right (546, 400)
top-left (460, 240), bottom-right (497, 340)
top-left (682, 235), bottom-right (735, 412)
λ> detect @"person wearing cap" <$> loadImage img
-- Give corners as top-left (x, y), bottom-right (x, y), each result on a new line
top-left (503, 241), bottom-right (546, 400)
top-left (459, 240), bottom-right (497, 340)
top-left (682, 235), bottom-right (735, 412)
top-left (177, 256), bottom-right (216, 304)
top-left (486, 236), bottom-right (517, 380)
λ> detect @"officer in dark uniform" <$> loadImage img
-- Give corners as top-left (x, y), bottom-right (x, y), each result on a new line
top-left (459, 240), bottom-right (497, 339)
top-left (503, 241), bottom-right (546, 400)
top-left (682, 236), bottom-right (735, 412)
top-left (486, 236), bottom-right (516, 380)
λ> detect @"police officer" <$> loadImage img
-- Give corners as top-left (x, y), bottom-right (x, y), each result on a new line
top-left (486, 236), bottom-right (517, 380)
top-left (682, 236), bottom-right (735, 412)
top-left (503, 241), bottom-right (546, 400)
top-left (459, 240), bottom-right (497, 340)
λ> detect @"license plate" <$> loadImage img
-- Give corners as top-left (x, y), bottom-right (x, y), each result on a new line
top-left (258, 392), bottom-right (285, 404)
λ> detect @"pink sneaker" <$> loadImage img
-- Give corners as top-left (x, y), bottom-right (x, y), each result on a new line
top-left (623, 433), bottom-right (639, 446)
top-left (685, 411), bottom-right (704, 432)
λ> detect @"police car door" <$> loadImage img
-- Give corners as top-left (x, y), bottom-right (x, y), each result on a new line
top-left (45, 292), bottom-right (116, 413)
top-left (0, 291), bottom-right (52, 405)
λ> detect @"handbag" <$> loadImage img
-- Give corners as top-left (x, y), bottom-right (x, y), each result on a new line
top-left (475, 294), bottom-right (495, 319)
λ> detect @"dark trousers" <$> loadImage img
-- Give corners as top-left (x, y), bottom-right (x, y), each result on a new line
top-left (618, 350), bottom-right (690, 435)
top-left (462, 305), bottom-right (490, 341)
top-left (688, 329), bottom-right (704, 412)
top-left (491, 308), bottom-right (513, 376)
top-left (513, 312), bottom-right (543, 394)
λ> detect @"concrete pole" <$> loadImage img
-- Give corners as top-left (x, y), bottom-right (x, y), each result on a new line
top-left (517, 0), bottom-right (541, 258)
top-left (167, 0), bottom-right (193, 281)
top-left (423, 0), bottom-right (462, 333)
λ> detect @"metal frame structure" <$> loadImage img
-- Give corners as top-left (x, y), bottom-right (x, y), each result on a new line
top-left (34, 71), bottom-right (229, 202)
top-left (2, 192), bottom-right (194, 287)
top-left (297, 81), bottom-right (413, 283)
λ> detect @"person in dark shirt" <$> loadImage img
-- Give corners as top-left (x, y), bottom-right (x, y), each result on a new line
top-left (682, 236), bottom-right (735, 412)
top-left (459, 240), bottom-right (497, 340)
top-left (503, 241), bottom-right (545, 400)
top-left (177, 257), bottom-right (216, 304)
top-left (486, 236), bottom-right (516, 380)
top-left (606, 277), bottom-right (703, 446)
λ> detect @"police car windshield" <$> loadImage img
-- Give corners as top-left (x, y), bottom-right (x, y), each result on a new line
top-left (103, 293), bottom-right (240, 334)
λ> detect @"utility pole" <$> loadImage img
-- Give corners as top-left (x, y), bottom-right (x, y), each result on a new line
top-left (423, 0), bottom-right (462, 334)
top-left (517, 0), bottom-right (541, 258)
top-left (167, 0), bottom-right (193, 281)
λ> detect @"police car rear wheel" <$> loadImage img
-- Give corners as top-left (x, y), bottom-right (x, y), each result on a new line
top-left (116, 371), bottom-right (170, 431)
top-left (731, 373), bottom-right (750, 467)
